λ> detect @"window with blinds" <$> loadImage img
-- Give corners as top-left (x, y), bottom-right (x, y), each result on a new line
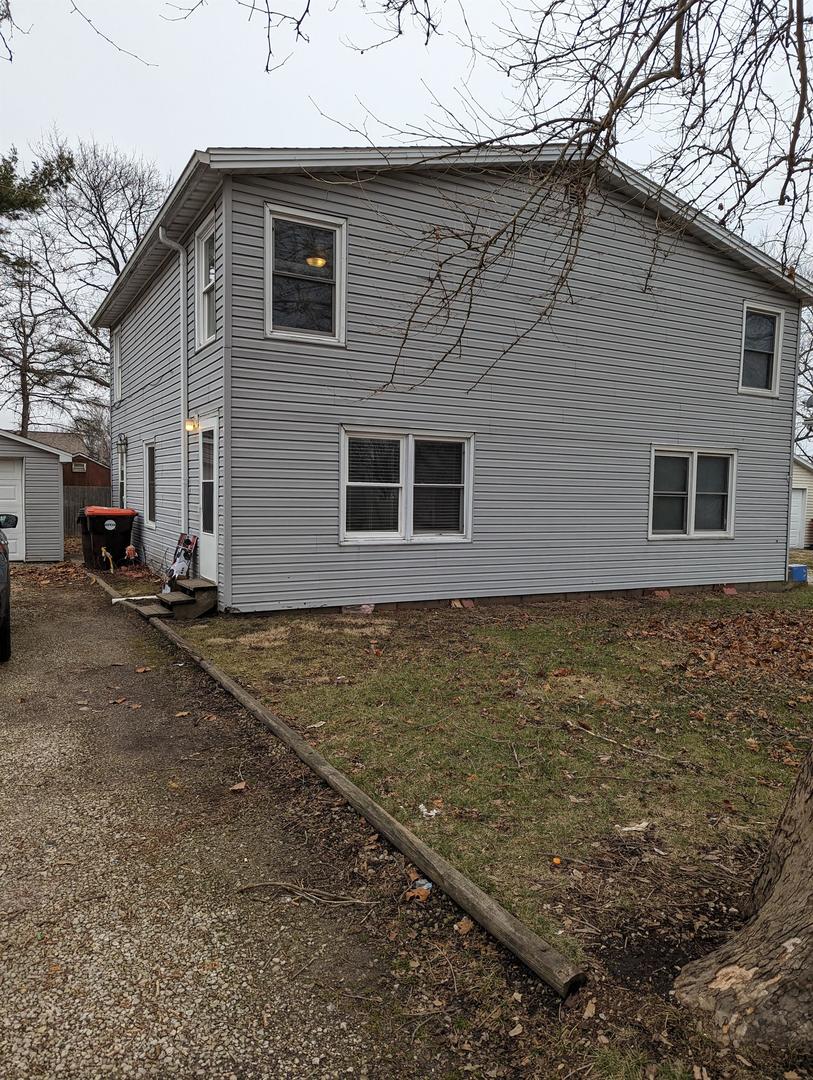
top-left (341, 431), bottom-right (472, 543)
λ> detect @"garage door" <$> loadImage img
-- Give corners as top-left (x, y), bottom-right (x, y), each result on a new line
top-left (791, 487), bottom-right (807, 548)
top-left (0, 457), bottom-right (24, 560)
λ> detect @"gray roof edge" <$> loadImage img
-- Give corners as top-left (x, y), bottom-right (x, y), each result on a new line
top-left (92, 150), bottom-right (211, 327)
top-left (92, 145), bottom-right (813, 327)
top-left (0, 430), bottom-right (72, 461)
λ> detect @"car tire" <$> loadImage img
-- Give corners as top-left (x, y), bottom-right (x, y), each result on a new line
top-left (0, 607), bottom-right (10, 663)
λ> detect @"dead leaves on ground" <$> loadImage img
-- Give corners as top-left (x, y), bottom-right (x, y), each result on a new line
top-left (634, 610), bottom-right (813, 683)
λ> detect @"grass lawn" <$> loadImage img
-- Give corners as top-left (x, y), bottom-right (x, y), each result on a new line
top-left (182, 586), bottom-right (813, 1074)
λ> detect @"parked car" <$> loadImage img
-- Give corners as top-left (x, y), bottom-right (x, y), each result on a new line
top-left (0, 513), bottom-right (18, 662)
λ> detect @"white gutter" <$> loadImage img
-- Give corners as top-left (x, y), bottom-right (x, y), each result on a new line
top-left (157, 227), bottom-right (189, 534)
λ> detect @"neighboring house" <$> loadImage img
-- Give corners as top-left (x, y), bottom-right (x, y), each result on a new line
top-left (92, 146), bottom-right (813, 612)
top-left (791, 458), bottom-right (813, 548)
top-left (0, 431), bottom-right (70, 562)
top-left (29, 431), bottom-right (112, 488)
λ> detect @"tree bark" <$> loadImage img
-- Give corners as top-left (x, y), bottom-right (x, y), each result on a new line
top-left (674, 749), bottom-right (813, 1052)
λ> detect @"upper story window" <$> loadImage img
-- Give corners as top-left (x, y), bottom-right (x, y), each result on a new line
top-left (111, 328), bottom-right (122, 404)
top-left (649, 448), bottom-right (735, 539)
top-left (196, 216), bottom-right (216, 347)
top-left (265, 205), bottom-right (346, 345)
top-left (740, 304), bottom-right (782, 396)
top-left (341, 429), bottom-right (472, 544)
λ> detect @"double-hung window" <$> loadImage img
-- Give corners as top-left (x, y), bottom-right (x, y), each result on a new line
top-left (111, 328), bottom-right (122, 403)
top-left (265, 205), bottom-right (346, 344)
top-left (143, 442), bottom-right (156, 527)
top-left (650, 448), bottom-right (735, 539)
top-left (196, 216), bottom-right (216, 346)
top-left (739, 303), bottom-right (782, 395)
top-left (341, 430), bottom-right (472, 543)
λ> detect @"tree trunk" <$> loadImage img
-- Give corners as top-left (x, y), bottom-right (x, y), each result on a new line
top-left (674, 749), bottom-right (813, 1052)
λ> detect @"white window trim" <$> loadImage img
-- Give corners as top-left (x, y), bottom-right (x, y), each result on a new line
top-left (738, 301), bottom-right (783, 398)
top-left (112, 328), bottom-right (122, 404)
top-left (195, 214), bottom-right (217, 348)
top-left (339, 427), bottom-right (474, 546)
top-left (264, 203), bottom-right (347, 347)
top-left (143, 441), bottom-right (156, 529)
top-left (648, 446), bottom-right (737, 541)
top-left (71, 461), bottom-right (87, 473)
top-left (118, 446), bottom-right (127, 509)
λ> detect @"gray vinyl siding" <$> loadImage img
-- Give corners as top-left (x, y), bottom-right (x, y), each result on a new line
top-left (0, 435), bottom-right (63, 561)
top-left (225, 170), bottom-right (799, 612)
top-left (111, 185), bottom-right (226, 591)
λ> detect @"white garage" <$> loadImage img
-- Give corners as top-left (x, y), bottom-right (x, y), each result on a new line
top-left (0, 432), bottom-right (70, 562)
top-left (791, 457), bottom-right (813, 549)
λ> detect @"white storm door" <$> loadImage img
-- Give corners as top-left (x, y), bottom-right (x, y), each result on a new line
top-left (791, 487), bottom-right (806, 548)
top-left (0, 457), bottom-right (25, 560)
top-left (198, 420), bottom-right (218, 582)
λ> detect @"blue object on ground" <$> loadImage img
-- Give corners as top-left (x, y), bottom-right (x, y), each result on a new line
top-left (788, 563), bottom-right (809, 584)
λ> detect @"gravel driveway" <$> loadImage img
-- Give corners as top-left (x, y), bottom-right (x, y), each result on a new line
top-left (0, 567), bottom-right (460, 1079)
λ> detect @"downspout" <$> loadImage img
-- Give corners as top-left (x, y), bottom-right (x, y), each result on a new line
top-left (157, 227), bottom-right (189, 535)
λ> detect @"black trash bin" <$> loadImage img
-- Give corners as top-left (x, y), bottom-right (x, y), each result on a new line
top-left (78, 506), bottom-right (138, 570)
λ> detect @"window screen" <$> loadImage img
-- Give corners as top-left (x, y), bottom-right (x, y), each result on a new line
top-left (146, 445), bottom-right (156, 523)
top-left (652, 454), bottom-right (689, 534)
top-left (201, 429), bottom-right (215, 534)
top-left (272, 218), bottom-right (337, 336)
top-left (345, 437), bottom-right (401, 533)
top-left (695, 455), bottom-right (729, 532)
top-left (742, 310), bottom-right (777, 391)
top-left (413, 441), bottom-right (464, 533)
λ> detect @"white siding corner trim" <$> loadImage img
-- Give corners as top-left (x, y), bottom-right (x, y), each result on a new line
top-left (339, 427), bottom-right (474, 546)
top-left (263, 202), bottom-right (347, 346)
top-left (648, 446), bottom-right (737, 541)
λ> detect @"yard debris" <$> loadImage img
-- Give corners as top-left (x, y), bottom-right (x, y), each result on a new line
top-left (134, 666), bottom-right (152, 674)
top-left (230, 780), bottom-right (247, 793)
top-left (616, 821), bottom-right (650, 833)
top-left (583, 998), bottom-right (597, 1020)
top-left (405, 878), bottom-right (433, 902)
top-left (237, 880), bottom-right (376, 906)
top-left (508, 1022), bottom-right (523, 1037)
top-left (454, 916), bottom-right (474, 935)
top-left (418, 801), bottom-right (443, 818)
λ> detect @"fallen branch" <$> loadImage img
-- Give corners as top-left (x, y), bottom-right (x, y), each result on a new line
top-left (238, 880), bottom-right (377, 906)
top-left (566, 720), bottom-right (691, 766)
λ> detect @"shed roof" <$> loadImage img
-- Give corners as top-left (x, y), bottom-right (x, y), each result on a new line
top-left (0, 430), bottom-right (72, 462)
top-left (27, 430), bottom-right (89, 457)
top-left (92, 144), bottom-right (813, 328)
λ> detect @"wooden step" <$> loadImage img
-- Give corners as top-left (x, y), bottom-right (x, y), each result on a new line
top-left (125, 600), bottom-right (174, 620)
top-left (176, 577), bottom-right (217, 596)
top-left (158, 591), bottom-right (196, 609)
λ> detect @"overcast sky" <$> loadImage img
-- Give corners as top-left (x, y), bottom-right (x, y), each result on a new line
top-left (3, 0), bottom-right (510, 177)
top-left (1, 0), bottom-right (523, 429)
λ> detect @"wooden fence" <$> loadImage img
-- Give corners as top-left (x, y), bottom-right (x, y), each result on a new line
top-left (63, 485), bottom-right (111, 536)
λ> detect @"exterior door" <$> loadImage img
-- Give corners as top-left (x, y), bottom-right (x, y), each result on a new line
top-left (791, 487), bottom-right (807, 548)
top-left (0, 457), bottom-right (25, 561)
top-left (198, 420), bottom-right (218, 582)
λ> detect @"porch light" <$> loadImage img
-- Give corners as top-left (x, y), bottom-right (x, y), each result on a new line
top-left (184, 417), bottom-right (199, 433)
top-left (306, 253), bottom-right (327, 269)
